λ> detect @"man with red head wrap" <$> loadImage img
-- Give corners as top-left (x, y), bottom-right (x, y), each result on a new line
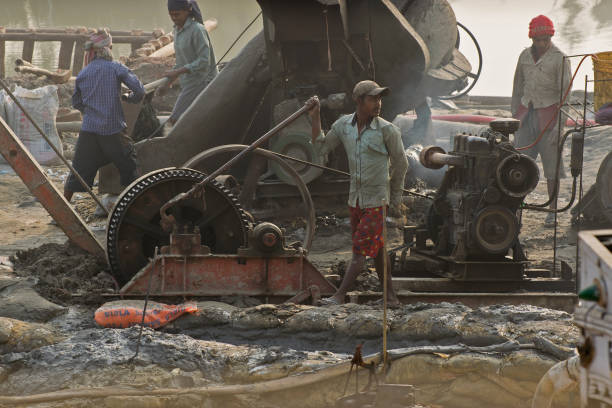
top-left (511, 15), bottom-right (571, 226)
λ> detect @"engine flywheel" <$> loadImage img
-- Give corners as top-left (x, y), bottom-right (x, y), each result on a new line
top-left (106, 168), bottom-right (250, 285)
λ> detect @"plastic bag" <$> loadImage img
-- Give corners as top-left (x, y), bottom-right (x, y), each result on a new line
top-left (0, 85), bottom-right (63, 165)
top-left (94, 301), bottom-right (198, 329)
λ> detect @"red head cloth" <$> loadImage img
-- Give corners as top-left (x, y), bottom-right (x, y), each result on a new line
top-left (84, 29), bottom-right (113, 66)
top-left (529, 15), bottom-right (555, 38)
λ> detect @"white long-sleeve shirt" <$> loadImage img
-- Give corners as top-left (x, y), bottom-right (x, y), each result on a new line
top-left (511, 43), bottom-right (571, 116)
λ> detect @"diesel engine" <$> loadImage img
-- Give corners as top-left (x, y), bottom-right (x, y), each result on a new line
top-left (410, 119), bottom-right (540, 279)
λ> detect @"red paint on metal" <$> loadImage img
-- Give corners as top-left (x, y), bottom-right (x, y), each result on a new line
top-left (121, 254), bottom-right (337, 297)
top-left (0, 117), bottom-right (105, 258)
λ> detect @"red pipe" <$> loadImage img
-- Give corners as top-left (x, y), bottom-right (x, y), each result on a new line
top-left (405, 114), bottom-right (596, 128)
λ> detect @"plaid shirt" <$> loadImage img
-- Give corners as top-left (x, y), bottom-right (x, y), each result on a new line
top-left (72, 59), bottom-right (145, 136)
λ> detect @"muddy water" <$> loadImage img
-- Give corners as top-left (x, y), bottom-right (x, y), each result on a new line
top-left (0, 0), bottom-right (262, 73)
top-left (450, 0), bottom-right (612, 96)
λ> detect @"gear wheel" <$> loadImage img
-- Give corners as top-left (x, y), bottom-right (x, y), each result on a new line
top-left (106, 168), bottom-right (250, 285)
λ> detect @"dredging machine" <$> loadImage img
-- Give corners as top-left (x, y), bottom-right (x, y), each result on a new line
top-left (99, 0), bottom-right (479, 208)
top-left (0, 0), bottom-right (576, 309)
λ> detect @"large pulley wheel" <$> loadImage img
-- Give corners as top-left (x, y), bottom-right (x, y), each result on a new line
top-left (269, 132), bottom-right (324, 185)
top-left (471, 206), bottom-right (518, 254)
top-left (438, 22), bottom-right (483, 100)
top-left (106, 168), bottom-right (249, 285)
top-left (184, 144), bottom-right (316, 252)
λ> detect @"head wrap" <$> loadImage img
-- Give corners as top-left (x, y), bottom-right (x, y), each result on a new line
top-left (84, 29), bottom-right (113, 66)
top-left (529, 15), bottom-right (555, 38)
top-left (167, 0), bottom-right (203, 24)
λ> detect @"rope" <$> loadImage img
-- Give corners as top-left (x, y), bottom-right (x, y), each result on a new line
top-left (215, 12), bottom-right (262, 67)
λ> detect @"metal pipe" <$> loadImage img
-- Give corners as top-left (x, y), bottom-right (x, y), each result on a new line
top-left (419, 146), bottom-right (464, 169)
top-left (159, 97), bottom-right (318, 228)
top-left (0, 78), bottom-right (108, 214)
top-left (430, 152), bottom-right (464, 167)
top-left (523, 176), bottom-right (577, 213)
top-left (381, 198), bottom-right (389, 370)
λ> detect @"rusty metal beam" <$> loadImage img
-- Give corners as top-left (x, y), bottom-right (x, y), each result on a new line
top-left (120, 253), bottom-right (337, 298)
top-left (0, 117), bottom-right (105, 258)
top-left (360, 291), bottom-right (576, 313)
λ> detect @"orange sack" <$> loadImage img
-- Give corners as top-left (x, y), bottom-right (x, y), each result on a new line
top-left (94, 301), bottom-right (198, 329)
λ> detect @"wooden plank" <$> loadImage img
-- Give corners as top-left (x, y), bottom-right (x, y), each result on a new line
top-left (131, 40), bottom-right (146, 55)
top-left (72, 39), bottom-right (85, 75)
top-left (57, 39), bottom-right (74, 70)
top-left (21, 39), bottom-right (34, 62)
top-left (0, 116), bottom-right (105, 258)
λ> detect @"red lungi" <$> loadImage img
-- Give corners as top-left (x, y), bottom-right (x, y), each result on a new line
top-left (349, 205), bottom-right (384, 257)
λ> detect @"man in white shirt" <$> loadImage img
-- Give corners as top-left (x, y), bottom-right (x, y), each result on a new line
top-left (511, 15), bottom-right (571, 225)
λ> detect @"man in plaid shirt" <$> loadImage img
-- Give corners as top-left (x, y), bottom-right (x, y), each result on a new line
top-left (64, 29), bottom-right (145, 202)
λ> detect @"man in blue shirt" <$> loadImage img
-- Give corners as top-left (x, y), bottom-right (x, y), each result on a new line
top-left (64, 29), bottom-right (145, 202)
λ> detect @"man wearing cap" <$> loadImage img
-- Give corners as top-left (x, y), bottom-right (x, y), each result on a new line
top-left (512, 15), bottom-right (571, 225)
top-left (64, 29), bottom-right (145, 203)
top-left (309, 80), bottom-right (408, 306)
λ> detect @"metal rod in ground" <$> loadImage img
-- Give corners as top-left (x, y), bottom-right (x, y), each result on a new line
top-left (129, 246), bottom-right (158, 362)
top-left (381, 198), bottom-right (389, 373)
top-left (576, 74), bottom-right (588, 294)
top-left (269, 150), bottom-right (433, 200)
top-left (0, 78), bottom-right (108, 215)
top-left (552, 57), bottom-right (567, 277)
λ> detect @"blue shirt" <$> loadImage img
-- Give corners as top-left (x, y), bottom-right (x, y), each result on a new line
top-left (173, 17), bottom-right (217, 90)
top-left (72, 59), bottom-right (145, 136)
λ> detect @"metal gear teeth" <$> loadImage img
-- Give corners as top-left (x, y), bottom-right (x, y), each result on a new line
top-left (106, 168), bottom-right (250, 283)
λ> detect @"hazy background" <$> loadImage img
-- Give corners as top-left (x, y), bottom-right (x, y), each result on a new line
top-left (0, 0), bottom-right (610, 96)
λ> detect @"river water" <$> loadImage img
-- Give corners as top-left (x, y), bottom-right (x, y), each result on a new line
top-left (0, 0), bottom-right (262, 74)
top-left (0, 0), bottom-right (611, 97)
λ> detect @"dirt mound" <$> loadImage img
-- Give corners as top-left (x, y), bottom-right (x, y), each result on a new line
top-left (11, 242), bottom-right (114, 306)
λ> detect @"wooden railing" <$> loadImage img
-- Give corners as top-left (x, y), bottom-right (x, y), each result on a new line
top-left (0, 27), bottom-right (163, 77)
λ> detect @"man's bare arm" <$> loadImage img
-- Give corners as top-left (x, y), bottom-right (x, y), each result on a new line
top-left (309, 97), bottom-right (321, 144)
